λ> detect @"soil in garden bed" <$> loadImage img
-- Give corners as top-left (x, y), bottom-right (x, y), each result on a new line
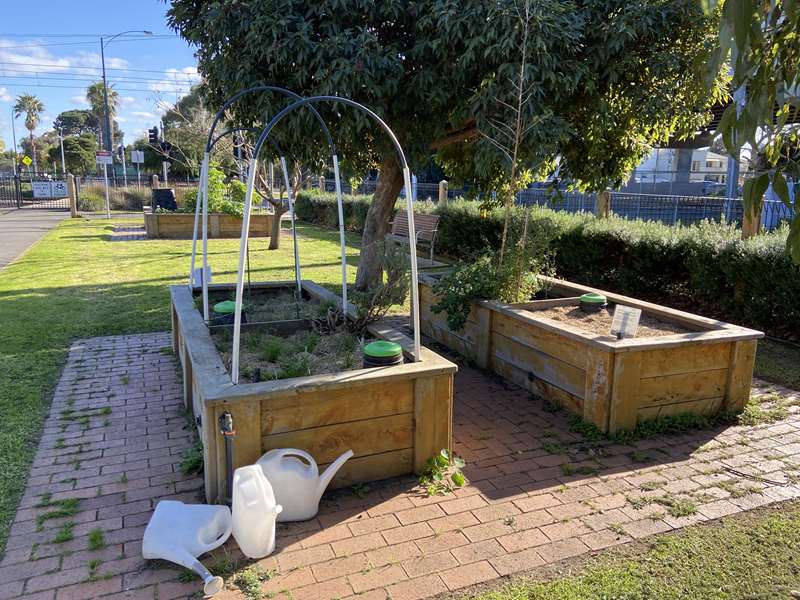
top-left (197, 288), bottom-right (333, 323)
top-left (532, 304), bottom-right (695, 338)
top-left (213, 326), bottom-right (369, 383)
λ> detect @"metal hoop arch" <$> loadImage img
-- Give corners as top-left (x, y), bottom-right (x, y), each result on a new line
top-left (230, 95), bottom-right (423, 384)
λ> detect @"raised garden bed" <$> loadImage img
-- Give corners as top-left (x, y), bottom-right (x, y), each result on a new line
top-left (145, 212), bottom-right (274, 239)
top-left (171, 281), bottom-right (457, 503)
top-left (419, 274), bottom-right (763, 433)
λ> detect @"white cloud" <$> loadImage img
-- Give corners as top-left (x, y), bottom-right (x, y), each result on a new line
top-left (149, 66), bottom-right (201, 96)
top-left (69, 95), bottom-right (90, 106)
top-left (0, 39), bottom-right (127, 79)
top-left (115, 116), bottom-right (127, 123)
top-left (0, 86), bottom-right (11, 102)
top-left (119, 95), bottom-right (137, 108)
top-left (131, 111), bottom-right (156, 119)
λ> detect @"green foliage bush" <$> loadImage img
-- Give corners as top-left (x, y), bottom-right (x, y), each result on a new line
top-left (183, 166), bottom-right (258, 217)
top-left (295, 191), bottom-right (800, 336)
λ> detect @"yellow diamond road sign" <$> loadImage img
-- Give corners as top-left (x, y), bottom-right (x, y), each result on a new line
top-left (21, 155), bottom-right (32, 167)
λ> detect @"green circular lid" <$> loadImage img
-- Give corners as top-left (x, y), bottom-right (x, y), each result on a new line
top-left (579, 293), bottom-right (607, 304)
top-left (364, 340), bottom-right (403, 358)
top-left (213, 300), bottom-right (237, 314)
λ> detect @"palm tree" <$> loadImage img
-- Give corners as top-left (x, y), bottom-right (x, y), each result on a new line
top-left (86, 81), bottom-right (119, 148)
top-left (13, 93), bottom-right (44, 173)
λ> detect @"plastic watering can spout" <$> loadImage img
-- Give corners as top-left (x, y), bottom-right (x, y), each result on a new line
top-left (166, 546), bottom-right (224, 596)
top-left (317, 450), bottom-right (354, 499)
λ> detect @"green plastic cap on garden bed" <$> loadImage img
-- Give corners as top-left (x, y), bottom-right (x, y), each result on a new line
top-left (213, 300), bottom-right (237, 314)
top-left (579, 292), bottom-right (607, 304)
top-left (363, 340), bottom-right (403, 358)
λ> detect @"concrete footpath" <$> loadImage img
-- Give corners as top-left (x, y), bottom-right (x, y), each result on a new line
top-left (0, 209), bottom-right (67, 271)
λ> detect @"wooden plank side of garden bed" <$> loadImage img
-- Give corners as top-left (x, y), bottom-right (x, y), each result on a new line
top-left (261, 413), bottom-right (414, 466)
top-left (491, 312), bottom-right (587, 370)
top-left (490, 331), bottom-right (586, 399)
top-left (638, 396), bottom-right (724, 421)
top-left (322, 449), bottom-right (415, 489)
top-left (491, 354), bottom-right (583, 415)
top-left (260, 380), bottom-right (414, 436)
top-left (638, 342), bottom-right (732, 378)
top-left (638, 368), bottom-right (728, 408)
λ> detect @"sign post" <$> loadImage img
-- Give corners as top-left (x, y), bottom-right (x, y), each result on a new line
top-left (96, 150), bottom-right (113, 218)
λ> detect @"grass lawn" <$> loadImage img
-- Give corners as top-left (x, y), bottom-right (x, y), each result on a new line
top-left (0, 217), bottom-right (361, 553)
top-left (754, 337), bottom-right (800, 390)
top-left (472, 501), bottom-right (800, 600)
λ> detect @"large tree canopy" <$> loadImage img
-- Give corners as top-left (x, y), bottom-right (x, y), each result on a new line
top-left (167, 0), bottom-right (723, 288)
top-left (53, 110), bottom-right (100, 137)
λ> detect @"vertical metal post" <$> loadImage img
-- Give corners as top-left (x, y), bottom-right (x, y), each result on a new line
top-left (726, 150), bottom-right (740, 200)
top-left (58, 128), bottom-right (66, 177)
top-left (332, 155), bottom-right (348, 312)
top-left (280, 156), bottom-right (302, 297)
top-left (100, 37), bottom-right (112, 152)
top-left (403, 167), bottom-right (421, 362)
top-left (102, 162), bottom-right (111, 218)
top-left (232, 157), bottom-right (259, 384)
top-left (201, 157), bottom-right (210, 321)
top-left (190, 153), bottom-right (209, 289)
top-left (121, 144), bottom-right (128, 187)
top-left (10, 106), bottom-right (18, 177)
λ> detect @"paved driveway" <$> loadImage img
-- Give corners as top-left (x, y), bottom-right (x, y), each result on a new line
top-left (0, 209), bottom-right (67, 271)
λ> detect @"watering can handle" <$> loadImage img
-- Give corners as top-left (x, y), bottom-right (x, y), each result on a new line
top-left (196, 515), bottom-right (233, 555)
top-left (274, 448), bottom-right (316, 469)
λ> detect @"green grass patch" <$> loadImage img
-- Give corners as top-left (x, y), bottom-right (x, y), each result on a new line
top-left (738, 394), bottom-right (791, 426)
top-left (754, 337), bottom-right (800, 389)
top-left (52, 522), bottom-right (75, 544)
top-left (87, 527), bottom-right (106, 551)
top-left (472, 501), bottom-right (800, 600)
top-left (35, 496), bottom-right (80, 529)
top-left (0, 217), bottom-right (361, 553)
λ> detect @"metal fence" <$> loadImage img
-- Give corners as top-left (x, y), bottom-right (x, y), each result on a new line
top-left (518, 189), bottom-right (794, 231)
top-left (0, 173), bottom-right (71, 210)
top-left (310, 176), bottom-right (794, 232)
top-left (74, 176), bottom-right (199, 215)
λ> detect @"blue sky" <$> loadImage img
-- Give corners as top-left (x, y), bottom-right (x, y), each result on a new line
top-left (0, 1), bottom-right (198, 153)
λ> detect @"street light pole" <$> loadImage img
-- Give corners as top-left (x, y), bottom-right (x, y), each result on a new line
top-left (100, 30), bottom-right (153, 152)
top-left (59, 127), bottom-right (66, 176)
top-left (10, 106), bottom-right (18, 177)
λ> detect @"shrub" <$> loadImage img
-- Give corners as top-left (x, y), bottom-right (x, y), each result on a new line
top-left (183, 167), bottom-right (259, 217)
top-left (295, 190), bottom-right (799, 337)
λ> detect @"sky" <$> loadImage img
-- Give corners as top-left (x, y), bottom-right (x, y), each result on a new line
top-left (0, 1), bottom-right (199, 154)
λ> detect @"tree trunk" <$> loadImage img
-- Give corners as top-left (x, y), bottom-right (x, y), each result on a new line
top-left (269, 205), bottom-right (286, 250)
top-left (30, 133), bottom-right (38, 174)
top-left (355, 155), bottom-right (405, 291)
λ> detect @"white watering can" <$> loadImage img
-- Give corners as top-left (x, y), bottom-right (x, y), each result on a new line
top-left (232, 465), bottom-right (283, 558)
top-left (257, 448), bottom-right (354, 521)
top-left (142, 500), bottom-right (231, 597)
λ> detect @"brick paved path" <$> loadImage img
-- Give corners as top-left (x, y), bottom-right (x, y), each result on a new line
top-left (110, 225), bottom-right (147, 242)
top-left (3, 333), bottom-right (800, 600)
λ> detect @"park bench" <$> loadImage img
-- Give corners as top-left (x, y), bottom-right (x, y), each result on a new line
top-left (387, 212), bottom-right (440, 261)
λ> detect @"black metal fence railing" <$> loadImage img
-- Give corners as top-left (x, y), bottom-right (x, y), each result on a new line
top-left (310, 178), bottom-right (795, 232)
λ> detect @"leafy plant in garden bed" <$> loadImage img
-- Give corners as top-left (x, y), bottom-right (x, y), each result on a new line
top-left (183, 166), bottom-right (259, 217)
top-left (419, 449), bottom-right (467, 496)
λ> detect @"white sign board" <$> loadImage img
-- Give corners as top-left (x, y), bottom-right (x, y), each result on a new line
top-left (610, 305), bottom-right (642, 339)
top-left (130, 150), bottom-right (145, 164)
top-left (95, 151), bottom-right (113, 165)
top-left (32, 180), bottom-right (68, 198)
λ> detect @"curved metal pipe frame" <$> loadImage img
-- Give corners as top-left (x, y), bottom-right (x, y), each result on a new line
top-left (231, 96), bottom-right (423, 384)
top-left (189, 85), bottom-right (334, 321)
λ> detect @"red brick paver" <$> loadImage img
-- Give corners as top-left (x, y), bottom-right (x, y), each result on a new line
top-left (4, 333), bottom-right (800, 599)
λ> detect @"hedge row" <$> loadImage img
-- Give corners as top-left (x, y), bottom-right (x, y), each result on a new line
top-left (294, 190), bottom-right (800, 338)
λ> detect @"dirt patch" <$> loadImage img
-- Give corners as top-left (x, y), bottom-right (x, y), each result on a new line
top-left (214, 327), bottom-right (366, 383)
top-left (532, 304), bottom-right (695, 338)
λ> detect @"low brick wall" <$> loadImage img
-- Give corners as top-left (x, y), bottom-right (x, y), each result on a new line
top-left (144, 212), bottom-right (273, 239)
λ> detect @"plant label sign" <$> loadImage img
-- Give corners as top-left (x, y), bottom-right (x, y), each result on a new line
top-left (611, 305), bottom-right (642, 339)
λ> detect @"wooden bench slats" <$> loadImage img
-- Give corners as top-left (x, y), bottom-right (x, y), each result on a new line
top-left (389, 213), bottom-right (440, 260)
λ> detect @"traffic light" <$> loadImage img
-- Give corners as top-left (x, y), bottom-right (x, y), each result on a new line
top-left (159, 141), bottom-right (173, 157)
top-left (148, 126), bottom-right (159, 145)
